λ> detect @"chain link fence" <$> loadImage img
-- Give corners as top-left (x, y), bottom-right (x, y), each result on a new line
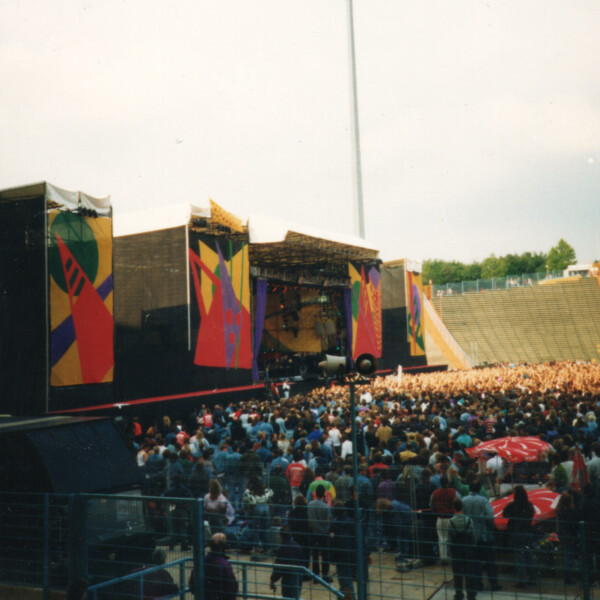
top-left (432, 271), bottom-right (566, 296)
top-left (1, 492), bottom-right (598, 600)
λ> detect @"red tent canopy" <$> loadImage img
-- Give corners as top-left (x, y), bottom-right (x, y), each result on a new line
top-left (492, 488), bottom-right (560, 531)
top-left (467, 436), bottom-right (551, 463)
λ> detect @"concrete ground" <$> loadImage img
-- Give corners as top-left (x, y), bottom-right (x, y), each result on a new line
top-left (162, 545), bottom-right (592, 600)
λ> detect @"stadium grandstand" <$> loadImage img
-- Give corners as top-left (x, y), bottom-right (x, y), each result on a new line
top-left (429, 276), bottom-right (600, 367)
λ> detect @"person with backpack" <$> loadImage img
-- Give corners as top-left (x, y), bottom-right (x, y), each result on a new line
top-left (448, 497), bottom-right (478, 600)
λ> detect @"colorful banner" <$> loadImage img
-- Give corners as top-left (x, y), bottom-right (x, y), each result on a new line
top-left (210, 198), bottom-right (245, 233)
top-left (48, 209), bottom-right (114, 386)
top-left (407, 270), bottom-right (426, 356)
top-left (349, 262), bottom-right (382, 360)
top-left (189, 235), bottom-right (252, 369)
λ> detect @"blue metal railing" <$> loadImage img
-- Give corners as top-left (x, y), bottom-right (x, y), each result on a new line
top-left (87, 556), bottom-right (345, 600)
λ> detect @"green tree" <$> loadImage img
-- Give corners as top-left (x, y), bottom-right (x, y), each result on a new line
top-left (546, 239), bottom-right (576, 271)
top-left (422, 259), bottom-right (447, 285)
top-left (422, 259), bottom-right (465, 285)
top-left (463, 261), bottom-right (482, 281)
top-left (480, 254), bottom-right (506, 279)
top-left (520, 251), bottom-right (547, 274)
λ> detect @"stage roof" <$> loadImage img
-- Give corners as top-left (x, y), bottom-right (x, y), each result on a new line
top-left (247, 214), bottom-right (379, 273)
top-left (0, 181), bottom-right (111, 216)
top-left (114, 202), bottom-right (380, 274)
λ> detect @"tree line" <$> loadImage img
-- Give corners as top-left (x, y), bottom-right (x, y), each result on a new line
top-left (422, 239), bottom-right (577, 285)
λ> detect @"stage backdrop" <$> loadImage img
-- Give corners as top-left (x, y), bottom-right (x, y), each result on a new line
top-left (188, 234), bottom-right (252, 370)
top-left (407, 270), bottom-right (426, 356)
top-left (48, 209), bottom-right (114, 386)
top-left (261, 288), bottom-right (327, 354)
top-left (349, 262), bottom-right (382, 360)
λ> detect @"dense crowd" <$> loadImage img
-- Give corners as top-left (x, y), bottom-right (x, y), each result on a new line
top-left (131, 360), bottom-right (600, 598)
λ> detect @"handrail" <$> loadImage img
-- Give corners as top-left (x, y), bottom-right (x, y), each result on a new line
top-left (87, 557), bottom-right (190, 599)
top-left (87, 556), bottom-right (345, 600)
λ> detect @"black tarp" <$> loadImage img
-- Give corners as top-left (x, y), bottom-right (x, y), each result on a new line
top-left (0, 417), bottom-right (142, 493)
top-left (0, 194), bottom-right (47, 415)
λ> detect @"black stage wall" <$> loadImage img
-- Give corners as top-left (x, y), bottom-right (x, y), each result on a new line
top-left (380, 263), bottom-right (427, 371)
top-left (113, 227), bottom-right (252, 403)
top-left (0, 189), bottom-right (47, 415)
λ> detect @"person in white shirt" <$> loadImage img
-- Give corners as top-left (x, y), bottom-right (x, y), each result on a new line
top-left (328, 422), bottom-right (342, 455)
top-left (341, 434), bottom-right (353, 461)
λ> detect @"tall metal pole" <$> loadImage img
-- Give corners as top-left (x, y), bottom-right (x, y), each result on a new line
top-left (350, 379), bottom-right (367, 600)
top-left (347, 0), bottom-right (366, 239)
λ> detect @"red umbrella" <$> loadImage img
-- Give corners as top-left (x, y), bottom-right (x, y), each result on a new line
top-left (492, 488), bottom-right (560, 531)
top-left (467, 436), bottom-right (551, 463)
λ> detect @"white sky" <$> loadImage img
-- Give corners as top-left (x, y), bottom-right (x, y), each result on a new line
top-left (2, 1), bottom-right (600, 264)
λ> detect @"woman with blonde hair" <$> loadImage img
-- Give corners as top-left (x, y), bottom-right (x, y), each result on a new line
top-left (204, 479), bottom-right (234, 533)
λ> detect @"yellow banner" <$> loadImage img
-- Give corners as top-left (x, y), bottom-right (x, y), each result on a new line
top-left (210, 198), bottom-right (245, 233)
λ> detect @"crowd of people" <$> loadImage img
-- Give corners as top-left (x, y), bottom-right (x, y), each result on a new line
top-left (128, 360), bottom-right (600, 599)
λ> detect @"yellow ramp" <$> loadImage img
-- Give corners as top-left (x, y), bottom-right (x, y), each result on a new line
top-left (423, 295), bottom-right (474, 370)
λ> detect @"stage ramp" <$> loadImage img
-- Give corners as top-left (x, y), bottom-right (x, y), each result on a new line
top-left (423, 295), bottom-right (474, 370)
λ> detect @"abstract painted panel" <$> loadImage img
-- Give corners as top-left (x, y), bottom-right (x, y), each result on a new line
top-left (189, 236), bottom-right (251, 369)
top-left (48, 210), bottom-right (114, 386)
top-left (349, 262), bottom-right (382, 360)
top-left (407, 270), bottom-right (426, 356)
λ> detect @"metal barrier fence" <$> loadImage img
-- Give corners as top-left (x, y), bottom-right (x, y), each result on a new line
top-left (1, 492), bottom-right (598, 600)
top-left (432, 270), bottom-right (566, 296)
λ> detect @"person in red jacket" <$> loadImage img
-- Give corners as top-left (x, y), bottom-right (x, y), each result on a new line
top-left (286, 450), bottom-right (307, 498)
top-left (430, 475), bottom-right (459, 564)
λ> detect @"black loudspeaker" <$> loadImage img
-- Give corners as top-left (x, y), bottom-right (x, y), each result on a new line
top-left (318, 353), bottom-right (377, 376)
top-left (355, 353), bottom-right (377, 375)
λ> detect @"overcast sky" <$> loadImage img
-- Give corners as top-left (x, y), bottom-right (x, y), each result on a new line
top-left (2, 1), bottom-right (599, 265)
